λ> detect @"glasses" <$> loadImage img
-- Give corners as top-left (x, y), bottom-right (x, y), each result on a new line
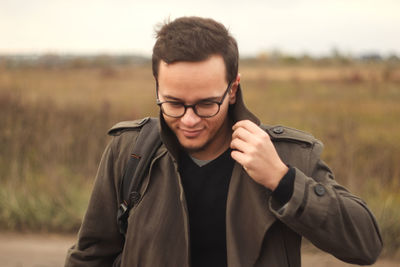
top-left (156, 82), bottom-right (232, 118)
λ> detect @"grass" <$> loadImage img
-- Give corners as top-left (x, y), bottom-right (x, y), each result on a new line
top-left (0, 61), bottom-right (399, 257)
top-left (0, 92), bottom-right (115, 232)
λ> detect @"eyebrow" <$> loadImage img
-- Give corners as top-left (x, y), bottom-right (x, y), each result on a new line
top-left (163, 95), bottom-right (183, 101)
top-left (162, 94), bottom-right (221, 102)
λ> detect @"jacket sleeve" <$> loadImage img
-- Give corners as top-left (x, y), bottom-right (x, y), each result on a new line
top-left (269, 140), bottom-right (383, 265)
top-left (65, 137), bottom-right (125, 267)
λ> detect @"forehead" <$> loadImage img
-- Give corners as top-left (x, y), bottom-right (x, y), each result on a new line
top-left (157, 55), bottom-right (228, 101)
top-left (159, 55), bottom-right (226, 88)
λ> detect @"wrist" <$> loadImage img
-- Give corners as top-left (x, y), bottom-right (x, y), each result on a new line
top-left (272, 166), bottom-right (295, 205)
top-left (264, 164), bottom-right (289, 191)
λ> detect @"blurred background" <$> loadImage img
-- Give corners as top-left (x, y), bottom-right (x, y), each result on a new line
top-left (1, 0), bottom-right (399, 265)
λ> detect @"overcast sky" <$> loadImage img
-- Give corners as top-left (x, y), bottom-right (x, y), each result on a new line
top-left (1, 0), bottom-right (399, 56)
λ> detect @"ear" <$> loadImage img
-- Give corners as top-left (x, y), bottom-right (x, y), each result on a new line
top-left (229, 74), bottom-right (241, 104)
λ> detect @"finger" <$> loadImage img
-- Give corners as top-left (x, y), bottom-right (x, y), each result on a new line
top-left (232, 126), bottom-right (253, 142)
top-left (231, 150), bottom-right (248, 167)
top-left (232, 120), bottom-right (252, 131)
top-left (234, 121), bottom-right (271, 145)
top-left (233, 126), bottom-right (271, 151)
top-left (230, 137), bottom-right (251, 154)
top-left (233, 120), bottom-right (263, 135)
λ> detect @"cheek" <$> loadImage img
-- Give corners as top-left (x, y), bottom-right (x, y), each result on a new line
top-left (162, 114), bottom-right (177, 128)
top-left (217, 102), bottom-right (231, 120)
top-left (208, 104), bottom-right (230, 129)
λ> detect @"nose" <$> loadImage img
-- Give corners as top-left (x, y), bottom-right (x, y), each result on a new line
top-left (180, 106), bottom-right (201, 127)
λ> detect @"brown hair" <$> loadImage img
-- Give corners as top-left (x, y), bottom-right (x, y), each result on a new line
top-left (152, 16), bottom-right (239, 83)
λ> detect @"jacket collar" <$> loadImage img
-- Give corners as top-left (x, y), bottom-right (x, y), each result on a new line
top-left (158, 84), bottom-right (260, 160)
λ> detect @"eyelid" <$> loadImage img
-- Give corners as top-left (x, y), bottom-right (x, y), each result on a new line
top-left (198, 99), bottom-right (219, 104)
top-left (165, 100), bottom-right (184, 105)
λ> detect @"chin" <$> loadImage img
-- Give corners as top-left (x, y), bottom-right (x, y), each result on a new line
top-left (176, 135), bottom-right (207, 153)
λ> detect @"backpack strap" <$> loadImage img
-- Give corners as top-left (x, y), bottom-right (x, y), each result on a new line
top-left (116, 117), bottom-right (162, 235)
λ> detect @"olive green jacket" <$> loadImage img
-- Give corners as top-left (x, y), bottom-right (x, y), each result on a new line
top-left (65, 88), bottom-right (382, 267)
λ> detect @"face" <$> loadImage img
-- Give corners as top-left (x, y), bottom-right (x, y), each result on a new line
top-left (157, 55), bottom-right (239, 160)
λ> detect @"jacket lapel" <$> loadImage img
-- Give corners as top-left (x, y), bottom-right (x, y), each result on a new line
top-left (226, 163), bottom-right (277, 267)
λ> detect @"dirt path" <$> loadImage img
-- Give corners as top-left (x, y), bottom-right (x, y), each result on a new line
top-left (0, 233), bottom-right (397, 267)
top-left (0, 233), bottom-right (75, 267)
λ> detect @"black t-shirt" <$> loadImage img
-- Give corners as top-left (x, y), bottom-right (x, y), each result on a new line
top-left (179, 148), bottom-right (234, 267)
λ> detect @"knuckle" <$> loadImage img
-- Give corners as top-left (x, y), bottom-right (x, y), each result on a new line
top-left (235, 127), bottom-right (242, 136)
top-left (261, 130), bottom-right (270, 139)
top-left (230, 139), bottom-right (237, 148)
top-left (254, 137), bottom-right (264, 147)
top-left (248, 146), bottom-right (257, 157)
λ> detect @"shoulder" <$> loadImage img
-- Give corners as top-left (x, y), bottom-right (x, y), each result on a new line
top-left (108, 117), bottom-right (158, 136)
top-left (261, 124), bottom-right (324, 175)
top-left (261, 124), bottom-right (322, 148)
top-left (106, 117), bottom-right (159, 162)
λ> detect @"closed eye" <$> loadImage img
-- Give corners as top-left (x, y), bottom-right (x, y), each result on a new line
top-left (166, 101), bottom-right (184, 107)
top-left (197, 101), bottom-right (217, 108)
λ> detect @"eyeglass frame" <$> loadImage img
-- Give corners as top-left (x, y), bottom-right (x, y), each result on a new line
top-left (156, 81), bottom-right (233, 118)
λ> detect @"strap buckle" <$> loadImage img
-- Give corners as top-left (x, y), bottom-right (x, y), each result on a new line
top-left (117, 202), bottom-right (129, 235)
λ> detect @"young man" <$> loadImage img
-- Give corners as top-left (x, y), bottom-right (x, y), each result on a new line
top-left (65, 17), bottom-right (382, 267)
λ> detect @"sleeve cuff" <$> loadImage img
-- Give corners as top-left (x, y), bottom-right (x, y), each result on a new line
top-left (271, 166), bottom-right (295, 205)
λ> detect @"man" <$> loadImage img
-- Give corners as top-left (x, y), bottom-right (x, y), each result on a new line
top-left (65, 17), bottom-right (382, 267)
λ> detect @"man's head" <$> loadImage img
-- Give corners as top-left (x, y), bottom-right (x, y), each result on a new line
top-left (153, 17), bottom-right (240, 160)
top-left (152, 16), bottom-right (239, 84)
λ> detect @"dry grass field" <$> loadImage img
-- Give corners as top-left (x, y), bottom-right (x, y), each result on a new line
top-left (0, 58), bottom-right (399, 258)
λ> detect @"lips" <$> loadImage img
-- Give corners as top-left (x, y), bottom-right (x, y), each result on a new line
top-left (180, 128), bottom-right (203, 138)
